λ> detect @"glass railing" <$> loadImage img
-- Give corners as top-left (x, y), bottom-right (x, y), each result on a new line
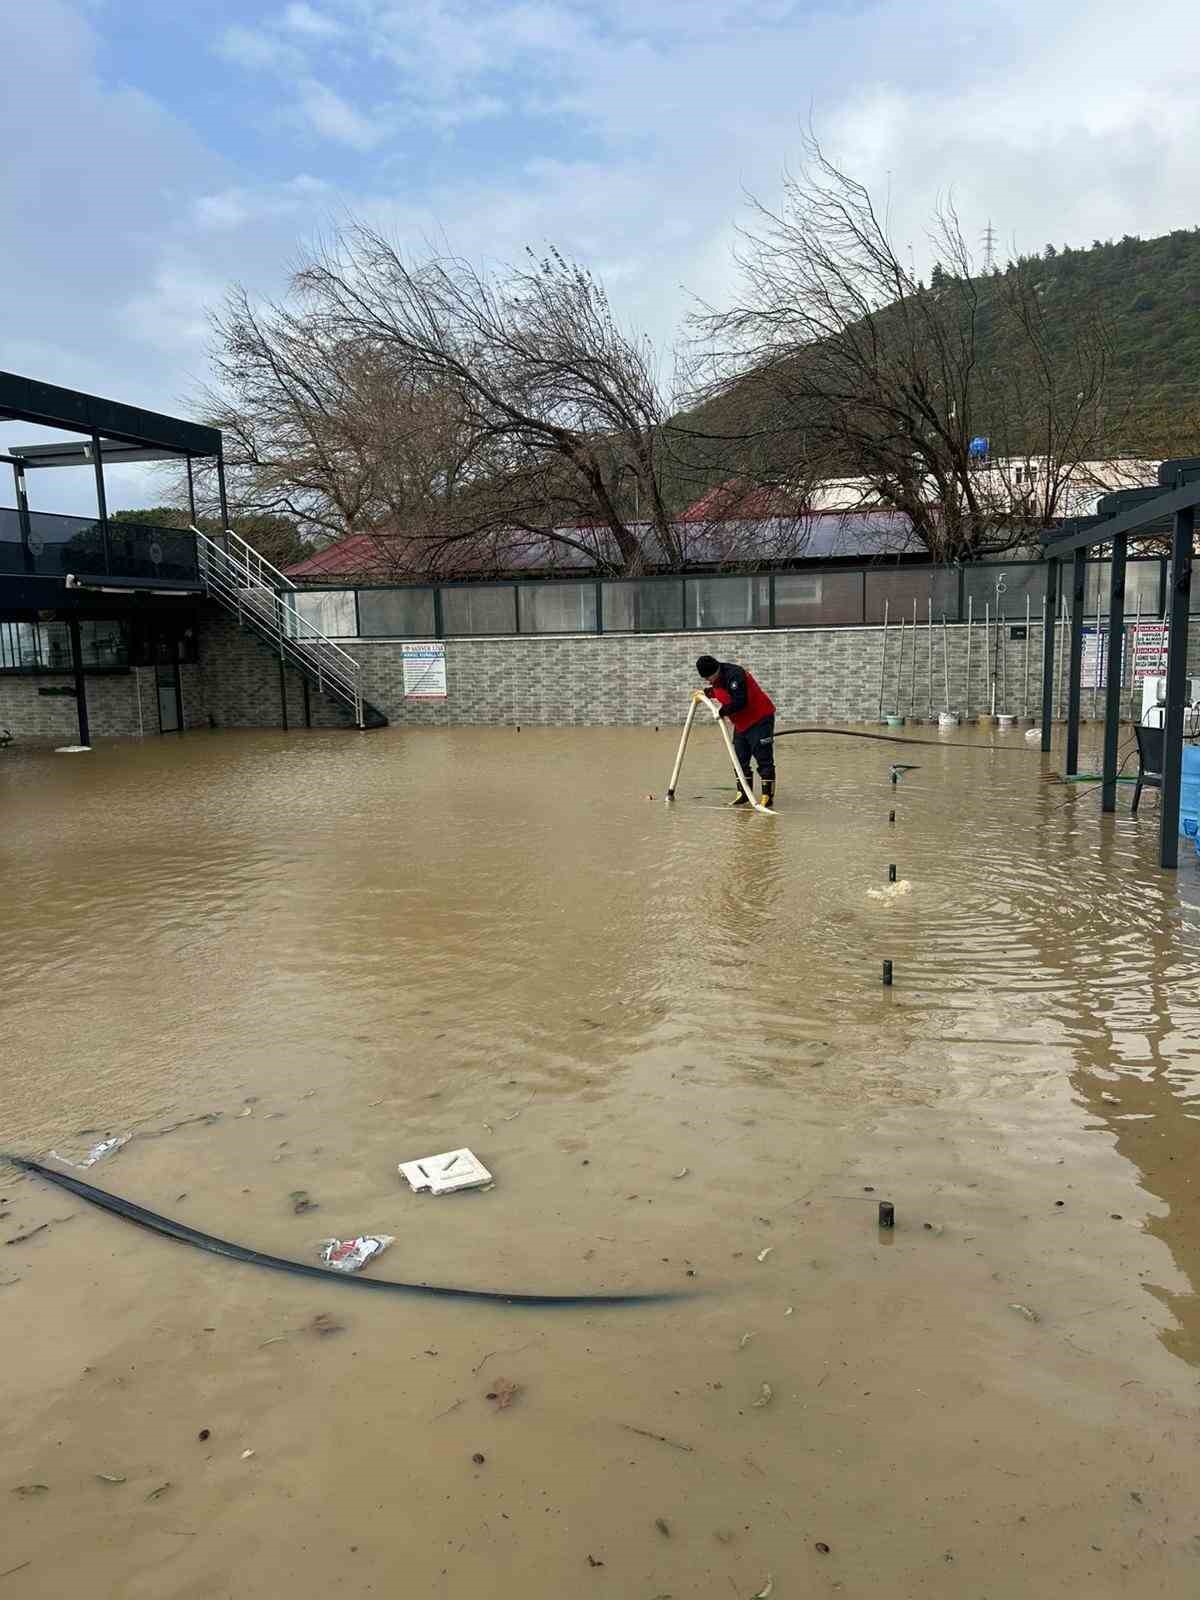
top-left (0, 508), bottom-right (199, 583)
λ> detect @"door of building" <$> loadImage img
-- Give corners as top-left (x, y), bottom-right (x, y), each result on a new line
top-left (156, 662), bottom-right (182, 733)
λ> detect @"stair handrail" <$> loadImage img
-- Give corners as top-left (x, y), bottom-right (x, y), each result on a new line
top-left (192, 526), bottom-right (364, 727)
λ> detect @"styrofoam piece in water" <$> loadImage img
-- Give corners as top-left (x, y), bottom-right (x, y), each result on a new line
top-left (399, 1149), bottom-right (493, 1195)
top-left (48, 1133), bottom-right (131, 1167)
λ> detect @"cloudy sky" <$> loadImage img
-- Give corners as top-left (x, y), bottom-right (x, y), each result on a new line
top-left (4, 0), bottom-right (1198, 512)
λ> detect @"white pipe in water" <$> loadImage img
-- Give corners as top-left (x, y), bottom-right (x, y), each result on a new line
top-left (927, 596), bottom-right (934, 721)
top-left (1022, 594), bottom-right (1031, 721)
top-left (665, 695), bottom-right (700, 800)
top-left (910, 599), bottom-right (917, 718)
top-left (1128, 592), bottom-right (1142, 726)
top-left (664, 695), bottom-right (773, 814)
top-left (986, 601), bottom-right (994, 716)
top-left (877, 597), bottom-right (889, 722)
top-left (1092, 584), bottom-right (1102, 721)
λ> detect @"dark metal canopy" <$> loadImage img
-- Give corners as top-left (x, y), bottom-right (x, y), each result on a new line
top-left (0, 370), bottom-right (220, 459)
top-left (1038, 461), bottom-right (1198, 869)
top-left (5, 439), bottom-right (194, 470)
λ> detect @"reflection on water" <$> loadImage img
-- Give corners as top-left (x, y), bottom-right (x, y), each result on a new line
top-left (3, 726), bottom-right (1200, 1315)
top-left (4, 724), bottom-right (1200, 1596)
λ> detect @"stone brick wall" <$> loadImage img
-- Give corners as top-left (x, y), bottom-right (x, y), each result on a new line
top-left (0, 667), bottom-right (163, 741)
top-left (194, 610), bottom-right (353, 730)
top-left (333, 619), bottom-right (1200, 728)
top-left (4, 610), bottom-right (1198, 739)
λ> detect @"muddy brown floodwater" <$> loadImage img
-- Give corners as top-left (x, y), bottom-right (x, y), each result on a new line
top-left (3, 724), bottom-right (1200, 1599)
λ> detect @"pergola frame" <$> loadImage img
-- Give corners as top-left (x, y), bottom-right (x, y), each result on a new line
top-left (1040, 459), bottom-right (1199, 868)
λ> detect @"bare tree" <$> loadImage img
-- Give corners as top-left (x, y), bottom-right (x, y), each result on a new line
top-left (200, 284), bottom-right (480, 545)
top-left (695, 134), bottom-right (1128, 560)
top-left (294, 235), bottom-right (684, 575)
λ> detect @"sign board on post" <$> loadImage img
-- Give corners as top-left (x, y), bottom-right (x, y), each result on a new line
top-left (1081, 622), bottom-right (1168, 693)
top-left (1131, 622), bottom-right (1168, 682)
top-left (401, 642), bottom-right (447, 699)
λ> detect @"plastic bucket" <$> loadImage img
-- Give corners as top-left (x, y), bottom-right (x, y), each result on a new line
top-left (1181, 746), bottom-right (1200, 838)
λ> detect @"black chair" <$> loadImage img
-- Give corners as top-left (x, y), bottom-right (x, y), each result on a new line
top-left (1131, 724), bottom-right (1164, 816)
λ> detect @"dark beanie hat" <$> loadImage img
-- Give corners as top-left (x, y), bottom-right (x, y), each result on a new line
top-left (696, 654), bottom-right (719, 677)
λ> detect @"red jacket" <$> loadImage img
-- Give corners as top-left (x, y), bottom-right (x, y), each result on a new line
top-left (705, 662), bottom-right (775, 733)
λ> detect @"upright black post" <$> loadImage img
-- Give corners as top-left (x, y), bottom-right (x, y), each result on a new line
top-left (1101, 534), bottom-right (1127, 812)
top-left (13, 461), bottom-right (33, 572)
top-left (279, 656), bottom-right (289, 731)
top-left (68, 617), bottom-right (91, 747)
top-left (1159, 507), bottom-right (1194, 870)
top-left (1040, 558), bottom-right (1058, 752)
top-left (186, 456), bottom-right (197, 524)
top-left (1065, 548), bottom-right (1086, 777)
top-left (216, 450), bottom-right (231, 553)
top-left (90, 432), bottom-right (110, 574)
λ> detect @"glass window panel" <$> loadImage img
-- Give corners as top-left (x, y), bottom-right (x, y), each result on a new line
top-left (963, 563), bottom-right (1047, 621)
top-left (517, 583), bottom-right (598, 634)
top-left (38, 622), bottom-right (73, 670)
top-left (357, 588), bottom-right (436, 636)
top-left (774, 570), bottom-right (864, 625)
top-left (684, 576), bottom-right (770, 629)
top-left (290, 590), bottom-right (357, 636)
top-left (440, 585), bottom-right (517, 635)
top-left (78, 620), bottom-right (129, 667)
top-left (864, 567), bottom-right (959, 624)
top-left (602, 580), bottom-right (684, 632)
top-left (1084, 560), bottom-right (1163, 619)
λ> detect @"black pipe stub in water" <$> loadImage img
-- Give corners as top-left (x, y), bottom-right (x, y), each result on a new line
top-left (878, 1201), bottom-right (895, 1228)
top-left (882, 960), bottom-right (893, 986)
top-left (888, 863), bottom-right (897, 882)
top-left (888, 809), bottom-right (895, 824)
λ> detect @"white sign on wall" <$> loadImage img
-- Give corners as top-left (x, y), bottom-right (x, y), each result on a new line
top-left (401, 642), bottom-right (447, 699)
top-left (1131, 623), bottom-right (1168, 681)
top-left (1082, 623), bottom-right (1168, 690)
top-left (1081, 626), bottom-right (1114, 689)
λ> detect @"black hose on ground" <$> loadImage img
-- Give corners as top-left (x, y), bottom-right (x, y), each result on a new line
top-left (4, 1156), bottom-right (688, 1309)
top-left (772, 726), bottom-right (1035, 753)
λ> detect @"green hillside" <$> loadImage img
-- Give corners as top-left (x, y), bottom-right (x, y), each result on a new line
top-left (665, 227), bottom-right (1200, 510)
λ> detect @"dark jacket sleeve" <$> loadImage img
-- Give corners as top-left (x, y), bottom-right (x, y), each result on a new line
top-left (718, 665), bottom-right (747, 717)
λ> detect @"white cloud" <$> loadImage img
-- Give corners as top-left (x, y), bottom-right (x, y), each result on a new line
top-left (6, 0), bottom-right (1200, 519)
top-left (191, 176), bottom-right (334, 232)
top-left (216, 23), bottom-right (297, 72)
top-left (296, 78), bottom-right (388, 149)
top-left (282, 2), bottom-right (343, 37)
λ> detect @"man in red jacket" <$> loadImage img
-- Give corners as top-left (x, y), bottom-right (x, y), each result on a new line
top-left (696, 653), bottom-right (777, 808)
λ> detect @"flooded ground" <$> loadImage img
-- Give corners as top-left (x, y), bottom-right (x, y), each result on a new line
top-left (3, 722), bottom-right (1200, 1599)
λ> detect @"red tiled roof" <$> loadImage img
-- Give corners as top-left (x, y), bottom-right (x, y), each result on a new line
top-left (679, 482), bottom-right (803, 522)
top-left (286, 533), bottom-right (384, 578)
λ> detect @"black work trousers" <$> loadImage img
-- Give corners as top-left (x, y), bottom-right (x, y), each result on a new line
top-left (733, 714), bottom-right (775, 782)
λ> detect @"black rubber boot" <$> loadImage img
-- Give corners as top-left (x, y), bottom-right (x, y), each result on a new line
top-left (762, 779), bottom-right (776, 809)
top-left (728, 787), bottom-right (751, 807)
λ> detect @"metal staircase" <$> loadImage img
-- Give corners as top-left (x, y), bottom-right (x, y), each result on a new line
top-left (193, 527), bottom-right (386, 730)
